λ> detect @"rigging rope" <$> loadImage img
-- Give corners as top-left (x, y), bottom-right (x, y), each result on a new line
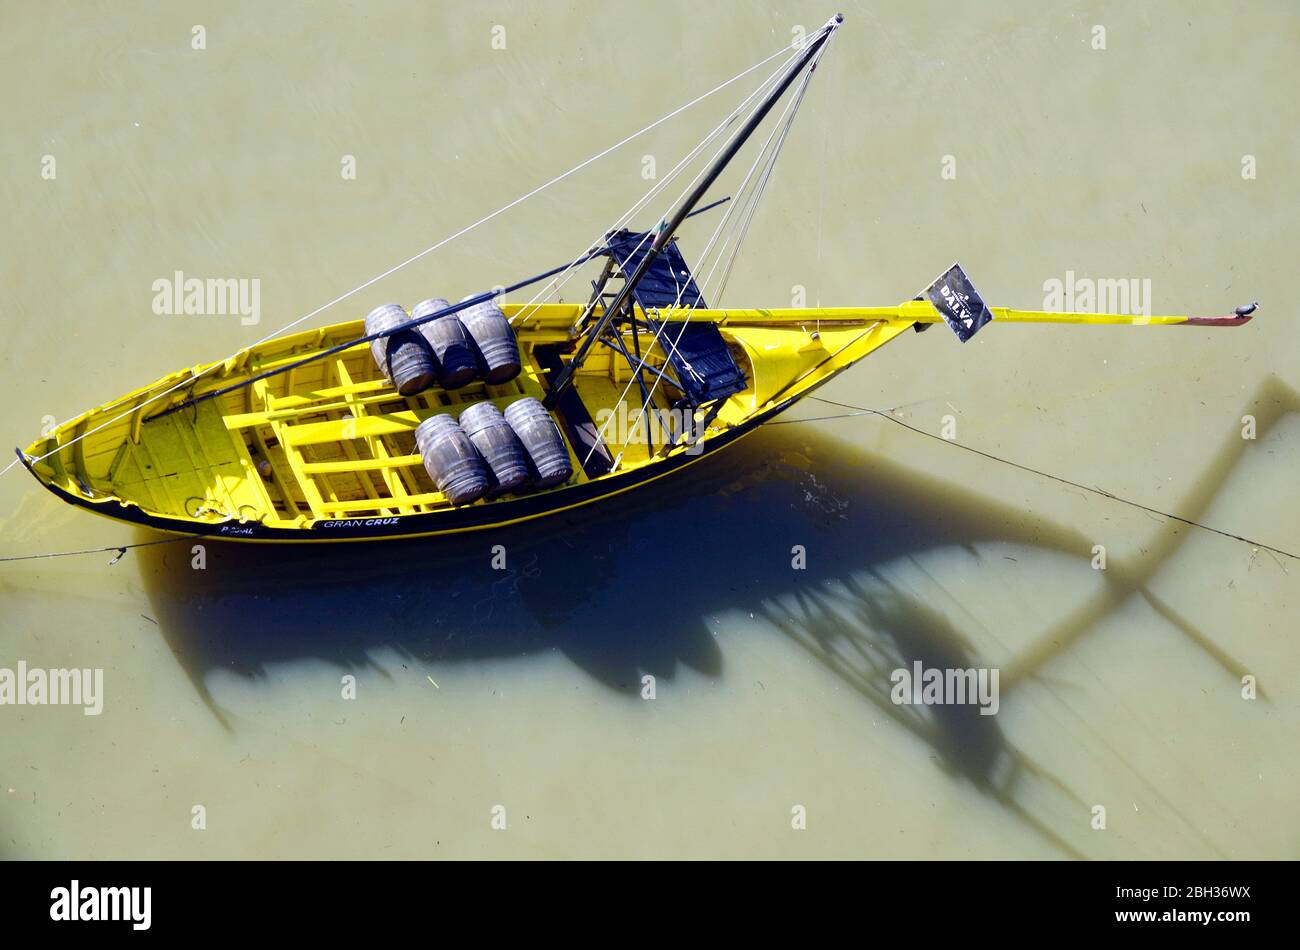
top-left (556, 40), bottom-right (811, 340)
top-left (714, 27), bottom-right (835, 307)
top-left (508, 42), bottom-right (806, 331)
top-left (0, 39), bottom-right (803, 480)
top-left (593, 36), bottom-right (831, 468)
top-left (4, 18), bottom-right (1284, 570)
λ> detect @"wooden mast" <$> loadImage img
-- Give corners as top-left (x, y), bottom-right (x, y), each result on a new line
top-left (542, 13), bottom-right (843, 409)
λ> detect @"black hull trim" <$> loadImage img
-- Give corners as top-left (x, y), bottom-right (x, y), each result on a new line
top-left (20, 394), bottom-right (800, 543)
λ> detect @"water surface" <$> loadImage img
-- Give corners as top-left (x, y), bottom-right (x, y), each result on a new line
top-left (1, 0), bottom-right (1297, 858)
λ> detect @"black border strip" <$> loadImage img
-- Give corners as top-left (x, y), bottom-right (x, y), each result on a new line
top-left (17, 323), bottom-right (904, 543)
top-left (19, 395), bottom-right (789, 542)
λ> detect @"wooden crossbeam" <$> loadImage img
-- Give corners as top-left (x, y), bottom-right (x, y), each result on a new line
top-left (333, 357), bottom-right (407, 516)
top-left (300, 454), bottom-right (424, 475)
top-left (318, 491), bottom-right (449, 515)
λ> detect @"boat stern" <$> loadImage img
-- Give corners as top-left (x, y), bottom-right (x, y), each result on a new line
top-left (14, 383), bottom-right (256, 532)
top-left (18, 436), bottom-right (88, 500)
top-left (17, 423), bottom-right (147, 523)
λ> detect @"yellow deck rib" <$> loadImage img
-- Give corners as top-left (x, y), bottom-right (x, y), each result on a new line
top-left (202, 395), bottom-right (280, 520)
top-left (255, 379), bottom-right (329, 520)
top-left (283, 414), bottom-right (414, 447)
top-left (244, 377), bottom-right (302, 521)
top-left (299, 455), bottom-right (424, 475)
top-left (316, 459), bottom-right (343, 508)
top-left (252, 425), bottom-right (301, 520)
top-left (264, 376), bottom-right (391, 408)
top-left (71, 421), bottom-right (94, 491)
top-left (274, 434), bottom-right (327, 518)
top-left (221, 395), bottom-right (407, 430)
top-left (336, 437), bottom-right (388, 512)
top-left (343, 358), bottom-right (418, 512)
top-left (318, 492), bottom-right (449, 515)
top-left (128, 394), bottom-right (147, 445)
top-left (332, 357), bottom-right (402, 517)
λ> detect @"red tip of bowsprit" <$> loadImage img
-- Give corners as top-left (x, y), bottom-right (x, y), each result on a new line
top-left (1183, 301), bottom-right (1257, 326)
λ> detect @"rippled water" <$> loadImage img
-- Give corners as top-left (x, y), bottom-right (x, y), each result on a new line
top-left (1, 1), bottom-right (1297, 858)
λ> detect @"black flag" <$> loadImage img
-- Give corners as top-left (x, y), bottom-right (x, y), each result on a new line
top-left (922, 263), bottom-right (993, 342)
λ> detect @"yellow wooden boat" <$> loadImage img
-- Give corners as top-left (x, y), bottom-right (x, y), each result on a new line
top-left (15, 291), bottom-right (1254, 543)
top-left (13, 15), bottom-right (1256, 543)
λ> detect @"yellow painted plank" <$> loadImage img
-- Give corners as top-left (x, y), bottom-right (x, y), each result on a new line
top-left (300, 454), bottom-right (423, 475)
top-left (318, 491), bottom-right (450, 515)
top-left (131, 431), bottom-right (187, 516)
top-left (283, 394), bottom-right (527, 448)
top-left (257, 382), bottom-right (329, 519)
top-left (331, 358), bottom-right (400, 516)
top-left (250, 426), bottom-right (300, 519)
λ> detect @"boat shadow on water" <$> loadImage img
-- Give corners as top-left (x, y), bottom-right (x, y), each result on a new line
top-left (137, 377), bottom-right (1296, 857)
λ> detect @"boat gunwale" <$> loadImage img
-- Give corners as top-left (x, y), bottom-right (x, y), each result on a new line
top-left (18, 315), bottom-right (915, 541)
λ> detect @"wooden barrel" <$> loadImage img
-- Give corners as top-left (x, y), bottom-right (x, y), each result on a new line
top-left (458, 401), bottom-right (529, 496)
top-left (459, 297), bottom-right (522, 384)
top-left (411, 296), bottom-right (450, 326)
top-left (365, 304), bottom-right (437, 395)
top-left (503, 397), bottom-right (572, 489)
top-left (414, 414), bottom-right (489, 505)
top-left (413, 298), bottom-right (477, 390)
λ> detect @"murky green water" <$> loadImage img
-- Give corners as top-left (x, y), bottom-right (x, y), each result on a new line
top-left (1, 0), bottom-right (1297, 858)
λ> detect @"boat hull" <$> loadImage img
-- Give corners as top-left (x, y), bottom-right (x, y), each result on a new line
top-left (19, 293), bottom-right (1246, 544)
top-left (20, 302), bottom-right (919, 543)
top-left (20, 390), bottom-right (803, 542)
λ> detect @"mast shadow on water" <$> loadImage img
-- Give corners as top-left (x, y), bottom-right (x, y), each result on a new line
top-left (140, 424), bottom-right (1094, 851)
top-left (137, 376), bottom-right (1296, 857)
top-left (138, 423), bottom-right (1098, 705)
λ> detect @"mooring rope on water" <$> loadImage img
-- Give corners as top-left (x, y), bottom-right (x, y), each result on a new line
top-left (0, 15), bottom-right (1286, 568)
top-left (5, 391), bottom-right (1291, 565)
top-left (0, 534), bottom-right (201, 564)
top-left (795, 395), bottom-right (1300, 562)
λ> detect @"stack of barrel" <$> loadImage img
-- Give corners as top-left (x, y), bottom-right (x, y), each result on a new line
top-left (414, 398), bottom-right (572, 505)
top-left (363, 296), bottom-right (521, 395)
top-left (361, 295), bottom-right (571, 505)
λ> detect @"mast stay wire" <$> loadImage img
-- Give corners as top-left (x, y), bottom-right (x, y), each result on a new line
top-left (591, 36), bottom-right (831, 468)
top-left (0, 39), bottom-right (804, 480)
top-left (507, 42), bottom-right (807, 331)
